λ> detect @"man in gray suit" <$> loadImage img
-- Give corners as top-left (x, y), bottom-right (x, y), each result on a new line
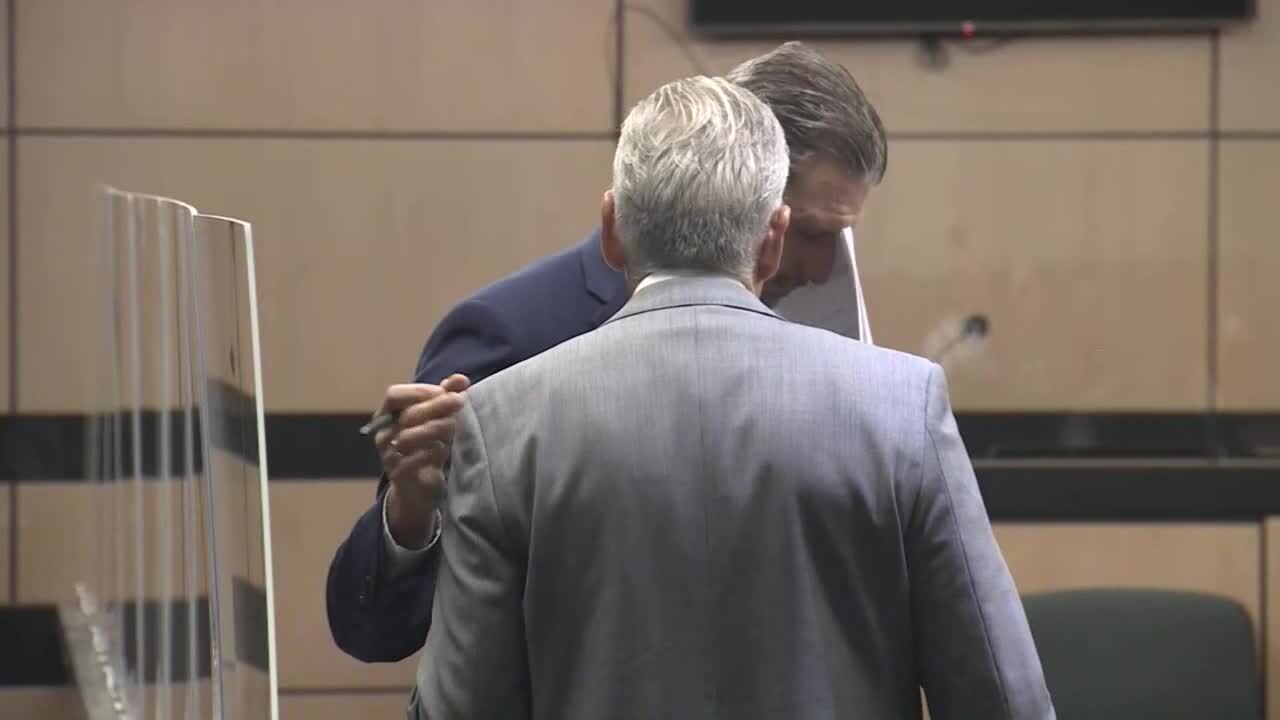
top-left (411, 76), bottom-right (1054, 719)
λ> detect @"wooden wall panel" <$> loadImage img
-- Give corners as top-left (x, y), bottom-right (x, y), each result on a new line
top-left (101, 683), bottom-right (217, 720)
top-left (15, 0), bottom-right (613, 132)
top-left (858, 140), bottom-right (1209, 410)
top-left (995, 523), bottom-right (1261, 626)
top-left (191, 211), bottom-right (250, 396)
top-left (280, 692), bottom-right (412, 720)
top-left (17, 479), bottom-right (419, 690)
top-left (72, 192), bottom-right (197, 413)
top-left (623, 0), bottom-right (1210, 133)
top-left (1217, 141), bottom-right (1280, 410)
top-left (270, 481), bottom-right (418, 690)
top-left (15, 482), bottom-right (207, 604)
top-left (0, 0), bottom-right (7, 128)
top-left (206, 451), bottom-right (267, 590)
top-left (0, 688), bottom-right (81, 720)
top-left (15, 483), bottom-right (94, 604)
top-left (1220, 0), bottom-right (1280, 131)
top-left (0, 141), bottom-right (8, 411)
top-left (226, 668), bottom-right (272, 720)
top-left (16, 137), bottom-right (614, 412)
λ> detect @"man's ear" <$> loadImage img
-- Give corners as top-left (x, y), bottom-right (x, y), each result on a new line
top-left (754, 203), bottom-right (790, 286)
top-left (600, 190), bottom-right (627, 273)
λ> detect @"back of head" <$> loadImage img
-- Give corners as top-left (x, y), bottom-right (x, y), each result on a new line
top-left (726, 41), bottom-right (887, 185)
top-left (612, 76), bottom-right (789, 283)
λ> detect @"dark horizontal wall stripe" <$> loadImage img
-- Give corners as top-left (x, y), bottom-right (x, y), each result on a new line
top-left (0, 606), bottom-right (72, 686)
top-left (0, 380), bottom-right (261, 480)
top-left (2, 412), bottom-right (206, 481)
top-left (264, 409), bottom-right (1280, 466)
top-left (279, 686), bottom-right (414, 696)
top-left (263, 413), bottom-right (381, 479)
top-left (979, 464), bottom-right (1280, 520)
top-left (2, 414), bottom-right (91, 480)
top-left (120, 594), bottom-right (215, 684)
top-left (232, 576), bottom-right (271, 675)
top-left (0, 581), bottom-right (270, 687)
top-left (4, 407), bottom-right (1280, 517)
top-left (6, 408), bottom-right (1279, 478)
top-left (207, 377), bottom-right (263, 467)
top-left (956, 412), bottom-right (1280, 459)
top-left (267, 410), bottom-right (1280, 477)
top-left (1221, 414), bottom-right (1280, 457)
top-left (0, 598), bottom-right (210, 687)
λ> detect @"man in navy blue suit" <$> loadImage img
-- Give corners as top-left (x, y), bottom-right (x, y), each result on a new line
top-left (326, 41), bottom-right (890, 663)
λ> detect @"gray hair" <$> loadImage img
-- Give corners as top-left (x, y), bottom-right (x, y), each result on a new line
top-left (727, 41), bottom-right (887, 185)
top-left (612, 76), bottom-right (789, 283)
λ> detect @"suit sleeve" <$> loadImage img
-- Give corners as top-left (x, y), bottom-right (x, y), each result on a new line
top-left (908, 364), bottom-right (1055, 720)
top-left (414, 398), bottom-right (531, 719)
top-left (326, 297), bottom-right (522, 663)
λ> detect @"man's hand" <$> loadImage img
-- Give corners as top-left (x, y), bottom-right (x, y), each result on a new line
top-left (375, 373), bottom-right (471, 548)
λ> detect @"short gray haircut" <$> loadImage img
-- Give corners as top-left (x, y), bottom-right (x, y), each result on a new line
top-left (612, 76), bottom-right (789, 283)
top-left (727, 41), bottom-right (887, 185)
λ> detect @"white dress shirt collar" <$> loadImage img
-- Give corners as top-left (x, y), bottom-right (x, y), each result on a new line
top-left (635, 270), bottom-right (724, 293)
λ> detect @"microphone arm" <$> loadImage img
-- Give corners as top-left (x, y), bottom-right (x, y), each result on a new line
top-left (932, 314), bottom-right (990, 368)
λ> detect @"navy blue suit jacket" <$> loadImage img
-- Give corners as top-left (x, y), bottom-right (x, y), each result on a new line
top-left (326, 230), bottom-right (627, 662)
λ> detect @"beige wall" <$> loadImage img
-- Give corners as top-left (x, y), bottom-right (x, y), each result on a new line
top-left (2, 0), bottom-right (1279, 717)
top-left (5, 9), bottom-right (1276, 416)
top-left (6, 0), bottom-right (1278, 414)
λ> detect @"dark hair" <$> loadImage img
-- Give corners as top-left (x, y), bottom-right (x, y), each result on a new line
top-left (726, 41), bottom-right (888, 184)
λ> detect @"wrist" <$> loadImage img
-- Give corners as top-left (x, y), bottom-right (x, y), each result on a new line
top-left (385, 482), bottom-right (437, 549)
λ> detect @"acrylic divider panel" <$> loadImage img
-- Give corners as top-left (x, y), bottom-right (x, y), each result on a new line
top-left (65, 187), bottom-right (279, 720)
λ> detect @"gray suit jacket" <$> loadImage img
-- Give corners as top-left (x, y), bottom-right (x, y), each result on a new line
top-left (411, 276), bottom-right (1053, 720)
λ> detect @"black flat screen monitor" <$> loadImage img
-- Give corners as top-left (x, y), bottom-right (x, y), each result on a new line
top-left (690, 0), bottom-right (1255, 36)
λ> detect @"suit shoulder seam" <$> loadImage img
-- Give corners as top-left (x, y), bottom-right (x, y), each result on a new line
top-left (468, 398), bottom-right (519, 552)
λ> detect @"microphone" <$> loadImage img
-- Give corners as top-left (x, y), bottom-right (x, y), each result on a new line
top-left (962, 314), bottom-right (989, 339)
top-left (930, 313), bottom-right (990, 368)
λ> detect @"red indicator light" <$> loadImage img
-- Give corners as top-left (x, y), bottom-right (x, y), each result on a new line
top-left (961, 20), bottom-right (976, 37)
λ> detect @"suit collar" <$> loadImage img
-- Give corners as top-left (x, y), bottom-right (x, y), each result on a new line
top-left (578, 229), bottom-right (624, 303)
top-left (604, 275), bottom-right (780, 326)
top-left (577, 228), bottom-right (629, 324)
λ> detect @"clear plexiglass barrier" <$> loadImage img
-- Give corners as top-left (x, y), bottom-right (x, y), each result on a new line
top-left (65, 187), bottom-right (279, 720)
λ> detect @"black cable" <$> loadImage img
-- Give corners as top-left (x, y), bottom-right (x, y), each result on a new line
top-left (606, 3), bottom-right (712, 114)
top-left (627, 4), bottom-right (711, 76)
top-left (917, 35), bottom-right (1019, 71)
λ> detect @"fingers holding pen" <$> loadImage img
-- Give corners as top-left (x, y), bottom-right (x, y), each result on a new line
top-left (371, 375), bottom-right (471, 475)
top-left (396, 390), bottom-right (466, 429)
top-left (392, 417), bottom-right (457, 455)
top-left (380, 375), bottom-right (469, 423)
top-left (380, 383), bottom-right (446, 415)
